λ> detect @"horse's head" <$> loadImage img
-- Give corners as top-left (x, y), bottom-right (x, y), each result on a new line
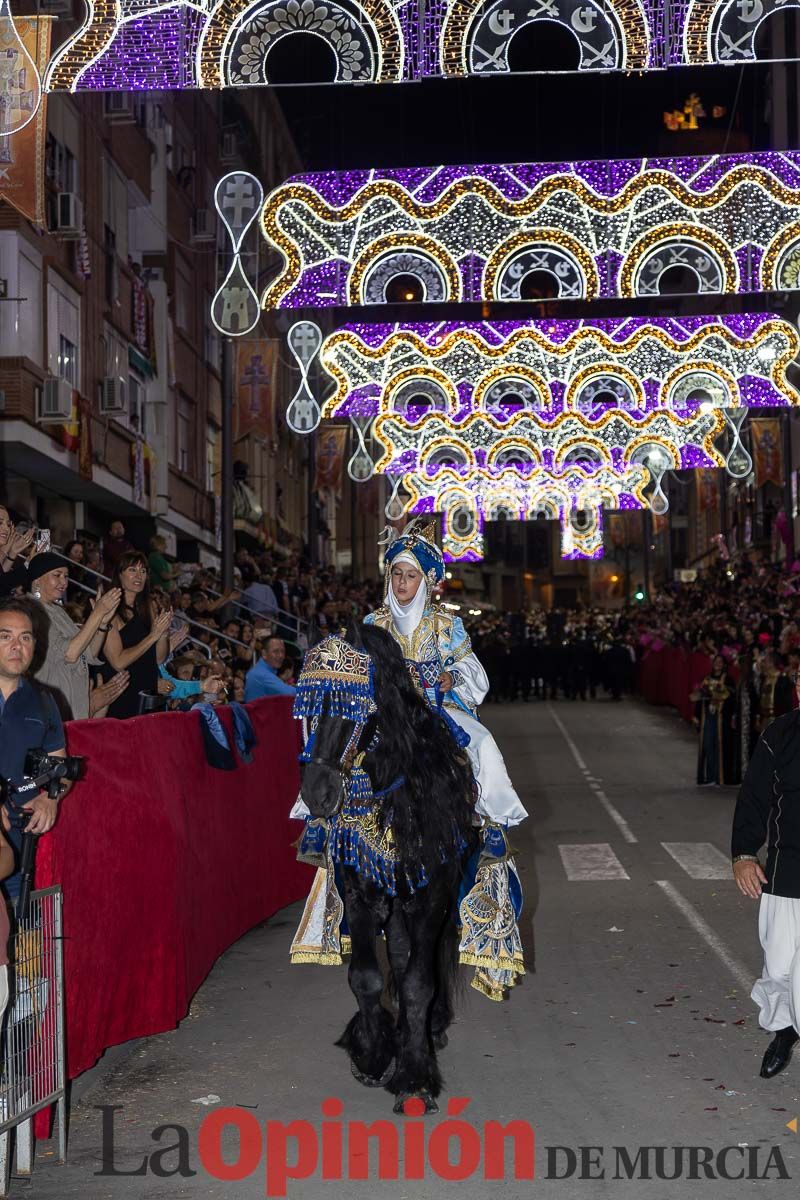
top-left (294, 631), bottom-right (377, 819)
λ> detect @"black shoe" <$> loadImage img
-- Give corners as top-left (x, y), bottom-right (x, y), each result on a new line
top-left (760, 1027), bottom-right (799, 1078)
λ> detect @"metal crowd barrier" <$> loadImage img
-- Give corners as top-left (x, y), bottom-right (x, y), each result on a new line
top-left (0, 887), bottom-right (66, 1194)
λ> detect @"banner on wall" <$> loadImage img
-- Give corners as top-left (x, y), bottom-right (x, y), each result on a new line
top-left (314, 427), bottom-right (348, 497)
top-left (59, 391), bottom-right (93, 482)
top-left (235, 339), bottom-right (278, 441)
top-left (751, 418), bottom-right (784, 488)
top-left (0, 17), bottom-right (53, 227)
top-left (695, 469), bottom-right (719, 512)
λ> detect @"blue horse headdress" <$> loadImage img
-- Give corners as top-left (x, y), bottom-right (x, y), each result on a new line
top-left (293, 635), bottom-right (377, 724)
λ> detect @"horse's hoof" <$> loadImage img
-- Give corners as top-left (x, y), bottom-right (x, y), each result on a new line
top-left (393, 1092), bottom-right (439, 1115)
top-left (432, 1031), bottom-right (448, 1050)
top-left (351, 1060), bottom-right (395, 1088)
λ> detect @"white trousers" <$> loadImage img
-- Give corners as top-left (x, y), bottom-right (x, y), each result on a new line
top-left (446, 708), bottom-right (528, 828)
top-left (752, 894), bottom-right (800, 1033)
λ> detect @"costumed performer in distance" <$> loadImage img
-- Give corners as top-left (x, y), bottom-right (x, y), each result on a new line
top-left (364, 519), bottom-right (528, 999)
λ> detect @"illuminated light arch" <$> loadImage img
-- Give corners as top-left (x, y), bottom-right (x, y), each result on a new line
top-left (348, 235), bottom-right (461, 305)
top-left (321, 316), bottom-right (800, 423)
top-left (554, 437), bottom-right (613, 470)
top-left (420, 440), bottom-right (475, 471)
top-left (197, 0), bottom-right (403, 88)
top-left (362, 248), bottom-right (450, 304)
top-left (619, 227), bottom-right (738, 298)
top-left (663, 362), bottom-right (739, 410)
top-left (474, 366), bottom-right (550, 414)
top-left (486, 439), bottom-right (543, 470)
top-left (385, 368), bottom-right (458, 417)
top-left (440, 0), bottom-right (651, 75)
top-left (622, 436), bottom-right (682, 471)
top-left (483, 230), bottom-right (599, 302)
top-left (762, 222), bottom-right (800, 290)
top-left (566, 365), bottom-right (646, 412)
top-left (683, 0), bottom-right (800, 65)
top-left (259, 153), bottom-right (800, 310)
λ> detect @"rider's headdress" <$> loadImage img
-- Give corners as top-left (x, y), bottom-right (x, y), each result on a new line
top-left (381, 517), bottom-right (445, 588)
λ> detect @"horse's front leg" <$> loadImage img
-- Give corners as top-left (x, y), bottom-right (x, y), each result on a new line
top-left (388, 876), bottom-right (452, 1114)
top-left (336, 870), bottom-right (395, 1087)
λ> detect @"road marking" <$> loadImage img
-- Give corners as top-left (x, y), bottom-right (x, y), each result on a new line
top-left (559, 843), bottom-right (630, 881)
top-left (548, 705), bottom-right (638, 844)
top-left (661, 842), bottom-right (731, 880)
top-left (656, 880), bottom-right (753, 992)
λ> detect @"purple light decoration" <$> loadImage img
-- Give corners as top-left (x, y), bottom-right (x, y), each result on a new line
top-left (267, 149), bottom-right (800, 308)
top-left (78, 9), bottom-right (205, 90)
top-left (327, 314), bottom-right (796, 427)
top-left (54, 3), bottom-right (800, 92)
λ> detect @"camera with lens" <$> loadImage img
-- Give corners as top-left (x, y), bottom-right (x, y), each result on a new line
top-left (21, 749), bottom-right (83, 800)
top-left (2, 750), bottom-right (83, 921)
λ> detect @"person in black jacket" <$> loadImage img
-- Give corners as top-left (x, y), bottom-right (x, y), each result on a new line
top-left (732, 703), bottom-right (800, 1078)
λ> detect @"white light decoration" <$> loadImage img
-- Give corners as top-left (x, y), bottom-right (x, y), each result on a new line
top-left (258, 151), bottom-right (800, 309)
top-left (211, 171), bottom-right (264, 337)
top-left (307, 315), bottom-right (799, 562)
top-left (36, 2), bottom-right (800, 92)
top-left (682, 0), bottom-right (800, 65)
top-left (723, 407), bottom-right (753, 479)
top-left (319, 317), bottom-right (800, 423)
top-left (398, 463), bottom-right (652, 562)
top-left (286, 320), bottom-right (323, 433)
top-left (0, 0), bottom-right (42, 135)
top-left (347, 414), bottom-right (375, 480)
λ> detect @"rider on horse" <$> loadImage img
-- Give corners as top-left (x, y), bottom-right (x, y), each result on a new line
top-left (291, 518), bottom-right (527, 1001)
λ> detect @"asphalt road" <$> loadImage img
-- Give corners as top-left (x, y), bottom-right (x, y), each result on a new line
top-left (27, 697), bottom-right (800, 1198)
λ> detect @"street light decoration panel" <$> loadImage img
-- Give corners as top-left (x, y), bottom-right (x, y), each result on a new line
top-left (318, 316), bottom-right (800, 421)
top-left (259, 151), bottom-right (800, 308)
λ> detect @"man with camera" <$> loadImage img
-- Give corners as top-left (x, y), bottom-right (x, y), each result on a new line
top-left (0, 597), bottom-right (74, 900)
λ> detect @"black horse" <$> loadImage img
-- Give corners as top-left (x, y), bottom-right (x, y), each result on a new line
top-left (298, 622), bottom-right (477, 1113)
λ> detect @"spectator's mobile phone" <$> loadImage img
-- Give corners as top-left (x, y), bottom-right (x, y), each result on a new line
top-left (34, 528), bottom-right (50, 554)
top-left (169, 615), bottom-right (186, 634)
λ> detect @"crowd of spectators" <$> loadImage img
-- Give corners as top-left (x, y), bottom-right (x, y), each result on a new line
top-left (0, 502), bottom-right (383, 722)
top-left (6, 495), bottom-right (798, 745)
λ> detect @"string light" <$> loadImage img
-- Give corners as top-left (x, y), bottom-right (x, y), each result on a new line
top-left (260, 151), bottom-right (800, 308)
top-left (39, 3), bottom-right (800, 90)
top-left (311, 314), bottom-right (799, 563)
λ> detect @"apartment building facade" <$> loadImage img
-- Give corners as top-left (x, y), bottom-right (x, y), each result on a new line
top-left (0, 84), bottom-right (313, 567)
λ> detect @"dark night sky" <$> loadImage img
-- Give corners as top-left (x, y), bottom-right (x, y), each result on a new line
top-left (267, 27), bottom-right (773, 173)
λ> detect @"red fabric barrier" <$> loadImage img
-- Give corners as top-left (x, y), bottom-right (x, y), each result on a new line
top-left (34, 697), bottom-right (311, 1082)
top-left (638, 647), bottom-right (713, 722)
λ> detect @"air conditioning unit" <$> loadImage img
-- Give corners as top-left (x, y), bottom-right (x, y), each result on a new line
top-left (221, 131), bottom-right (237, 161)
top-left (191, 209), bottom-right (216, 243)
top-left (55, 192), bottom-right (83, 237)
top-left (100, 376), bottom-right (127, 415)
top-left (104, 93), bottom-right (135, 123)
top-left (38, 376), bottom-right (72, 422)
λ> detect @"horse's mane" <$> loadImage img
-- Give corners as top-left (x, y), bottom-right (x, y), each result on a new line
top-left (346, 621), bottom-right (477, 874)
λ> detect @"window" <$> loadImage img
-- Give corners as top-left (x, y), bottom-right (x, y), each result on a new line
top-left (204, 297), bottom-right (220, 371)
top-left (205, 424), bottom-right (217, 493)
top-left (17, 252), bottom-right (42, 364)
top-left (174, 256), bottom-right (192, 333)
top-left (58, 334), bottom-right (77, 385)
top-left (129, 371), bottom-right (146, 437)
top-left (47, 274), bottom-right (80, 384)
top-left (45, 136), bottom-right (77, 192)
top-left (176, 395), bottom-right (194, 474)
top-left (104, 225), bottom-right (118, 307)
